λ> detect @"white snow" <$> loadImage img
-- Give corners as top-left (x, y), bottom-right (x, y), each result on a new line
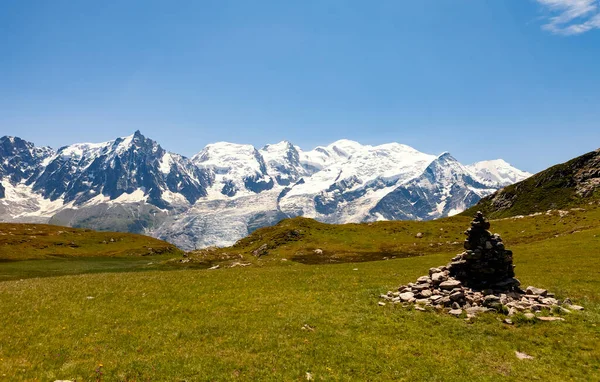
top-left (1, 133), bottom-right (533, 250)
top-left (159, 153), bottom-right (173, 174)
top-left (192, 142), bottom-right (272, 198)
top-left (467, 159), bottom-right (532, 187)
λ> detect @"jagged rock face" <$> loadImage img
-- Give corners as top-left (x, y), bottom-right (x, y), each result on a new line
top-left (0, 136), bottom-right (53, 185)
top-left (369, 153), bottom-right (492, 221)
top-left (0, 133), bottom-right (531, 250)
top-left (32, 131), bottom-right (211, 207)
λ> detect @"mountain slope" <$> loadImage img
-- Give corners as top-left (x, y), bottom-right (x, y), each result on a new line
top-left (467, 159), bottom-right (532, 187)
top-left (0, 222), bottom-right (181, 261)
top-left (463, 148), bottom-right (600, 218)
top-left (0, 132), bottom-right (531, 249)
top-left (368, 152), bottom-right (495, 221)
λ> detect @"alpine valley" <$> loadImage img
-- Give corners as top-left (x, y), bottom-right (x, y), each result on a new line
top-left (0, 131), bottom-right (531, 250)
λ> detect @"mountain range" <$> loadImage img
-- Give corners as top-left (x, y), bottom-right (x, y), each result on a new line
top-left (0, 131), bottom-right (531, 250)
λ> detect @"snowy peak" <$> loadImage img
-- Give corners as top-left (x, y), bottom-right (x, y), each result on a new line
top-left (0, 136), bottom-right (54, 185)
top-left (30, 131), bottom-right (210, 207)
top-left (193, 142), bottom-right (273, 197)
top-left (259, 141), bottom-right (307, 186)
top-left (1, 133), bottom-right (533, 250)
top-left (467, 159), bottom-right (532, 187)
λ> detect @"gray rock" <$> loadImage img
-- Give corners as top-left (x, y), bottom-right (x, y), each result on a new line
top-left (567, 304), bottom-right (584, 311)
top-left (483, 295), bottom-right (500, 306)
top-left (515, 351), bottom-right (534, 360)
top-left (399, 292), bottom-right (415, 302)
top-left (431, 272), bottom-right (447, 283)
top-left (537, 316), bottom-right (565, 322)
top-left (417, 276), bottom-right (430, 284)
top-left (466, 306), bottom-right (489, 315)
top-left (450, 291), bottom-right (465, 301)
top-left (413, 283), bottom-right (431, 291)
top-left (523, 313), bottom-right (536, 320)
top-left (419, 290), bottom-right (432, 298)
top-left (449, 309), bottom-right (463, 316)
top-left (439, 279), bottom-right (462, 290)
top-left (541, 297), bottom-right (558, 306)
top-left (526, 286), bottom-right (548, 296)
top-left (252, 243), bottom-right (269, 257)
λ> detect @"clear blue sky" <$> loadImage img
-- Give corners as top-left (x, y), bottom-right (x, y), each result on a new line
top-left (1, 0), bottom-right (599, 173)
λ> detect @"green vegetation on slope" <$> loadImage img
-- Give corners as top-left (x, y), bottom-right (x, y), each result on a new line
top-left (182, 205), bottom-right (600, 268)
top-left (0, 223), bottom-right (182, 261)
top-left (0, 223), bottom-right (598, 380)
top-left (463, 148), bottom-right (600, 219)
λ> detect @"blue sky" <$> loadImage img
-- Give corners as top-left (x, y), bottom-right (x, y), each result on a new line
top-left (1, 0), bottom-right (599, 173)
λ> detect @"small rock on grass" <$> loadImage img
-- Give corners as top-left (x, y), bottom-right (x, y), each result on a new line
top-left (449, 309), bottom-right (462, 316)
top-left (567, 304), bottom-right (584, 311)
top-left (537, 316), bottom-right (565, 322)
top-left (515, 351), bottom-right (534, 360)
top-left (526, 286), bottom-right (547, 296)
top-left (503, 318), bottom-right (513, 325)
top-left (415, 306), bottom-right (426, 312)
top-left (524, 313), bottom-right (536, 320)
top-left (378, 301), bottom-right (386, 306)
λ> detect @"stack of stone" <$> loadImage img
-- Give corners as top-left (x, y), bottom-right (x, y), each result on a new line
top-left (379, 211), bottom-right (584, 319)
top-left (448, 211), bottom-right (519, 290)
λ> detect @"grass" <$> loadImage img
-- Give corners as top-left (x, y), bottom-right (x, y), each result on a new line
top-left (182, 204), bottom-right (600, 268)
top-left (0, 207), bottom-right (599, 380)
top-left (0, 223), bottom-right (182, 261)
top-left (0, 254), bottom-right (211, 282)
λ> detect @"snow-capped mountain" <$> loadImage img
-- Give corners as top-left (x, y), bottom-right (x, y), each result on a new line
top-left (0, 132), bottom-right (532, 250)
top-left (30, 131), bottom-right (212, 208)
top-left (192, 142), bottom-right (273, 197)
top-left (467, 159), bottom-right (532, 188)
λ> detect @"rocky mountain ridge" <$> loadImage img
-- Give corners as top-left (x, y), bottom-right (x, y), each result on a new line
top-left (0, 132), bottom-right (532, 249)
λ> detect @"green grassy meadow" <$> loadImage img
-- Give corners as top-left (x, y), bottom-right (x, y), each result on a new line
top-left (0, 207), bottom-right (599, 380)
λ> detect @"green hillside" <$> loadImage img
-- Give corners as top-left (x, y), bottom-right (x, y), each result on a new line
top-left (0, 168), bottom-right (599, 379)
top-left (181, 204), bottom-right (600, 268)
top-left (0, 223), bottom-right (182, 261)
top-left (0, 208), bottom-right (599, 380)
top-left (463, 148), bottom-right (600, 219)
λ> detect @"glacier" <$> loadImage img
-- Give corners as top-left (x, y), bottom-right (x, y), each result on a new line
top-left (0, 132), bottom-right (532, 250)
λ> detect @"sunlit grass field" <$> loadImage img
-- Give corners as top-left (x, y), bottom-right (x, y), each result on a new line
top-left (0, 207), bottom-right (599, 380)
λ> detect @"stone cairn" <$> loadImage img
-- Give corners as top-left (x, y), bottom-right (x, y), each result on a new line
top-left (380, 211), bottom-right (583, 320)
